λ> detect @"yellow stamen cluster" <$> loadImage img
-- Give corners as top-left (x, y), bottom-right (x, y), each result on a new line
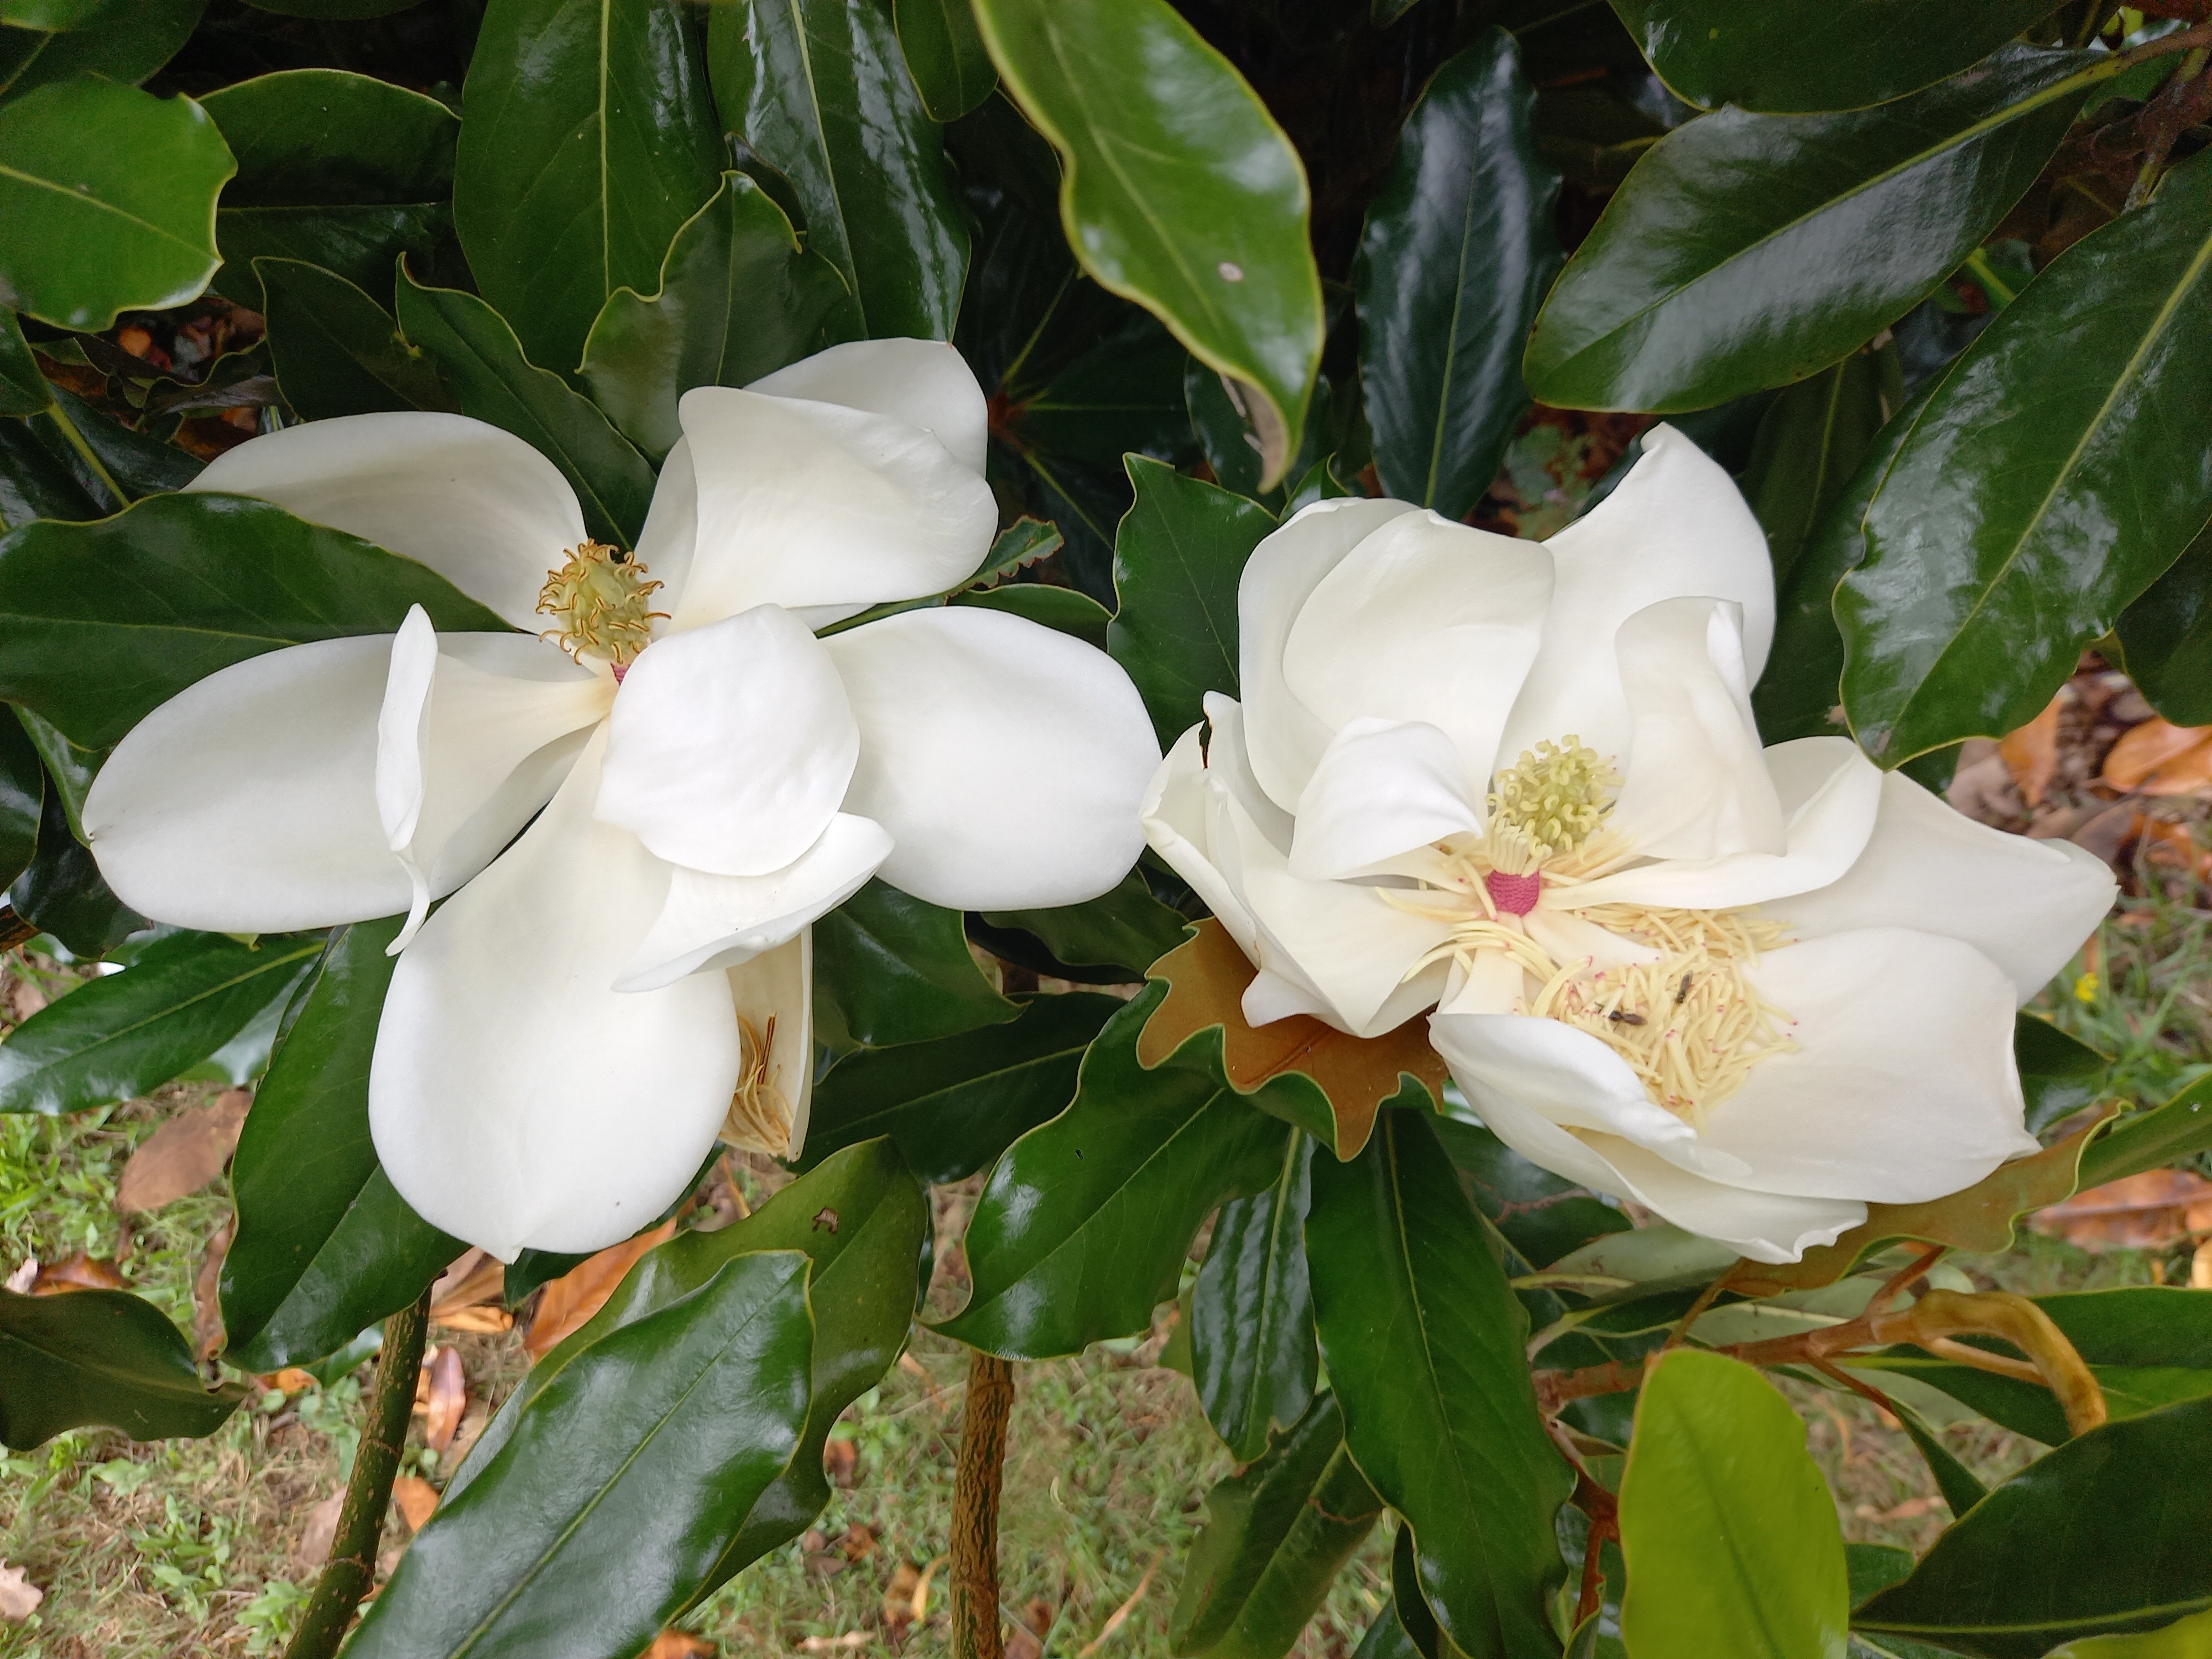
top-left (1486, 738), bottom-right (1618, 874)
top-left (719, 1015), bottom-right (794, 1157)
top-left (536, 541), bottom-right (666, 667)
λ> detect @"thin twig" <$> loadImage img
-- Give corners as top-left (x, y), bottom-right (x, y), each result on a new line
top-left (281, 1288), bottom-right (431, 1659)
top-left (0, 907), bottom-right (36, 954)
top-left (1658, 1274), bottom-right (1729, 1353)
top-left (950, 1350), bottom-right (1015, 1659)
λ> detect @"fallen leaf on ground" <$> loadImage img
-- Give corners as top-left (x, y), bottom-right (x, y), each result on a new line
top-left (2141, 817), bottom-right (2210, 881)
top-left (444, 1400), bottom-right (490, 1469)
top-left (1008, 1632), bottom-right (1042, 1659)
top-left (415, 1345), bottom-right (466, 1452)
top-left (7, 979), bottom-right (46, 1021)
top-left (2029, 1168), bottom-right (2212, 1251)
top-left (1077, 1548), bottom-right (1165, 1658)
top-left (796, 1637), bottom-right (866, 1653)
top-left (297, 1490), bottom-right (345, 1564)
top-left (116, 1088), bottom-right (251, 1213)
top-left (644, 1634), bottom-right (716, 1659)
top-left (426, 1249), bottom-right (510, 1335)
top-left (823, 1436), bottom-right (859, 1488)
top-left (263, 1367), bottom-right (316, 1394)
top-left (1945, 739), bottom-right (2020, 827)
top-left (525, 1218), bottom-right (679, 1360)
top-left (27, 1251), bottom-right (126, 1294)
top-left (390, 1475), bottom-right (437, 1532)
top-left (883, 1560), bottom-right (921, 1629)
top-left (2102, 718), bottom-right (2212, 792)
top-left (2193, 1238), bottom-right (2212, 1288)
top-left (0, 1563), bottom-right (41, 1620)
top-left (2, 1258), bottom-right (32, 1294)
top-left (840, 1523), bottom-right (877, 1561)
top-left (192, 1223), bottom-right (231, 1359)
top-left (1856, 1496), bottom-right (1944, 1522)
top-left (1999, 693), bottom-right (2065, 807)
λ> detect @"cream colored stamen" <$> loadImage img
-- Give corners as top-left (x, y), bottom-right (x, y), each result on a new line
top-left (720, 1015), bottom-right (794, 1157)
top-left (536, 540), bottom-right (666, 668)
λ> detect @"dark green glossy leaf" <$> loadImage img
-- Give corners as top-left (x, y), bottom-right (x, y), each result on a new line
top-left (1752, 377), bottom-right (1938, 745)
top-left (1618, 1350), bottom-right (1849, 1659)
top-left (811, 879), bottom-right (1016, 1048)
top-left (2116, 521), bottom-right (2212, 727)
top-left (0, 418), bottom-right (100, 528)
top-left (1430, 1115), bottom-right (1631, 1269)
top-left (0, 929), bottom-right (317, 1114)
top-left (896, 0), bottom-right (995, 122)
top-left (13, 704), bottom-right (94, 838)
top-left (257, 257), bottom-right (451, 420)
top-left (2016, 1012), bottom-right (2109, 1136)
top-left (1610, 1), bottom-right (2067, 114)
top-left (0, 0), bottom-right (201, 105)
top-left (239, 0), bottom-right (421, 14)
top-left (1185, 359), bottom-right (1331, 509)
top-left (939, 984), bottom-right (1289, 1358)
top-left (0, 710), bottom-right (39, 893)
top-left (1849, 1543), bottom-right (1917, 1607)
top-left (0, 76), bottom-right (233, 331)
top-left (221, 918), bottom-right (463, 1371)
top-left (1355, 29), bottom-right (1561, 522)
top-left (1170, 1391), bottom-right (1383, 1659)
top-left (980, 866), bottom-right (1191, 982)
top-left (395, 270), bottom-right (656, 548)
top-left (967, 516), bottom-right (1065, 587)
top-left (800, 991), bottom-right (1118, 1184)
top-left (0, 1288), bottom-right (245, 1448)
top-left (455, 0), bottom-right (722, 373)
top-left (1889, 1394), bottom-right (1989, 1517)
top-left (579, 171), bottom-right (851, 461)
top-left (200, 68), bottom-right (457, 310)
top-left (1854, 1395), bottom-right (2212, 1657)
top-left (1742, 352), bottom-right (1890, 596)
top-left (44, 385), bottom-right (201, 499)
top-left (1353, 1526), bottom-right (1443, 1659)
top-left (346, 1251), bottom-right (814, 1659)
top-left (9, 779), bottom-right (139, 955)
top-left (0, 310), bottom-right (44, 416)
top-left (1841, 149), bottom-right (2212, 764)
top-left (708, 0), bottom-right (968, 340)
top-left (949, 581), bottom-right (1110, 648)
top-left (1192, 1129), bottom-right (1316, 1464)
top-left (973, 0), bottom-right (1321, 487)
top-left (1524, 47), bottom-right (2098, 413)
top-left (2081, 1076), bottom-right (2212, 1188)
top-left (0, 490), bottom-right (510, 751)
top-left (1305, 1110), bottom-right (1569, 1658)
top-left (1108, 457), bottom-right (1275, 745)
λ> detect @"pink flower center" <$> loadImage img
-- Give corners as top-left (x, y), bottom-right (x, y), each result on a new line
top-left (1486, 869), bottom-right (1542, 916)
top-left (611, 660), bottom-right (629, 684)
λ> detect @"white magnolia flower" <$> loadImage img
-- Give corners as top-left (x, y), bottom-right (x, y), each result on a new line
top-left (86, 340), bottom-right (1160, 1259)
top-left (1141, 428), bottom-right (2114, 1262)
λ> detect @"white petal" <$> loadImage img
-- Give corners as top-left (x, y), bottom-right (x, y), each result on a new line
top-left (1605, 598), bottom-right (1784, 862)
top-left (1437, 947), bottom-right (1526, 1016)
top-left (84, 638), bottom-right (410, 931)
top-left (1289, 718), bottom-right (1483, 880)
top-left (1237, 497), bottom-right (1422, 813)
top-left (728, 931), bottom-right (815, 1158)
top-left (630, 435), bottom-right (699, 625)
top-left (597, 606), bottom-right (859, 878)
top-left (1141, 724), bottom-right (1262, 963)
top-left (1426, 1010), bottom-right (1709, 1160)
top-left (823, 606), bottom-right (1160, 910)
top-left (1280, 510), bottom-right (1551, 792)
top-left (1775, 770), bottom-right (2116, 1003)
top-left (1562, 737), bottom-right (1881, 912)
top-left (187, 413), bottom-right (583, 629)
top-left (747, 338), bottom-right (989, 475)
top-left (662, 377), bottom-right (994, 629)
top-left (1700, 928), bottom-right (2037, 1203)
top-left (369, 736), bottom-right (740, 1260)
top-left (1573, 1131), bottom-right (1867, 1265)
top-left (1201, 693), bottom-right (1295, 854)
top-left (377, 608), bottom-right (612, 948)
top-left (615, 815), bottom-right (891, 992)
top-left (1500, 425), bottom-right (1774, 768)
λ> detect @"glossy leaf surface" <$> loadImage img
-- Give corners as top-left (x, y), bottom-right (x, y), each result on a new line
top-left (1305, 1110), bottom-right (1569, 1658)
top-left (896, 0), bottom-right (995, 122)
top-left (2116, 523), bottom-right (2212, 728)
top-left (973, 0), bottom-right (1322, 487)
top-left (811, 880), bottom-right (1016, 1048)
top-left (2081, 1077), bottom-right (2212, 1189)
top-left (1356, 29), bottom-right (1561, 521)
top-left (0, 77), bottom-right (233, 330)
top-left (1855, 1395), bottom-right (2212, 1657)
top-left (455, 0), bottom-right (723, 373)
top-left (707, 0), bottom-right (968, 340)
top-left (0, 1288), bottom-right (244, 1448)
top-left (0, 711), bottom-right (39, 893)
top-left (348, 1252), bottom-right (813, 1659)
top-left (0, 310), bottom-right (44, 417)
top-left (1524, 48), bottom-right (2095, 412)
top-left (0, 930), bottom-right (319, 1114)
top-left (978, 867), bottom-right (1191, 982)
top-left (940, 985), bottom-right (1289, 1358)
top-left (9, 782), bottom-right (141, 956)
top-left (1170, 1391), bottom-right (1384, 1659)
top-left (395, 270), bottom-right (656, 548)
top-left (1431, 1116), bottom-right (1630, 1269)
top-left (2016, 1013), bottom-right (2109, 1135)
top-left (1741, 352), bottom-right (1890, 597)
top-left (579, 171), bottom-right (851, 461)
top-left (1843, 152), bottom-right (2212, 763)
top-left (0, 0), bottom-right (201, 105)
top-left (0, 491), bottom-right (509, 750)
top-left (257, 257), bottom-right (450, 420)
top-left (1618, 1350), bottom-right (1849, 1659)
top-left (221, 919), bottom-right (462, 1371)
top-left (1192, 1129), bottom-right (1317, 1464)
top-left (800, 991), bottom-right (1119, 1184)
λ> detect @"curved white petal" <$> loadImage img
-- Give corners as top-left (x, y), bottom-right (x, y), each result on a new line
top-left (747, 338), bottom-right (989, 475)
top-left (377, 608), bottom-right (612, 947)
top-left (1562, 737), bottom-right (1881, 912)
top-left (1201, 693), bottom-right (1295, 854)
top-left (597, 605), bottom-right (858, 877)
top-left (1605, 598), bottom-right (1784, 862)
top-left (614, 814), bottom-right (892, 992)
top-left (728, 932), bottom-right (815, 1159)
top-left (1573, 1131), bottom-right (1867, 1265)
top-left (1280, 511), bottom-right (1551, 793)
top-left (187, 413), bottom-right (583, 629)
top-left (1437, 947), bottom-right (1526, 1016)
top-left (1237, 497), bottom-right (1421, 813)
top-left (84, 638), bottom-right (409, 931)
top-left (823, 606), bottom-right (1160, 910)
top-left (1141, 724), bottom-right (1261, 962)
top-left (369, 736), bottom-right (740, 1260)
top-left (1290, 718), bottom-right (1483, 880)
top-left (1500, 425), bottom-right (1774, 768)
top-left (1425, 1010), bottom-right (1712, 1161)
top-left (1775, 769), bottom-right (2116, 1003)
top-left (663, 380), bottom-right (995, 629)
top-left (1699, 928), bottom-right (2037, 1203)
top-left (630, 435), bottom-right (699, 627)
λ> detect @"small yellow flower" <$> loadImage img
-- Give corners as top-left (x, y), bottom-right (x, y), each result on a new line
top-left (2074, 971), bottom-right (2099, 1004)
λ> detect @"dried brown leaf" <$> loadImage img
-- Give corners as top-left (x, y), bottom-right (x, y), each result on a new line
top-left (1998, 693), bottom-right (2065, 807)
top-left (524, 1218), bottom-right (679, 1360)
top-left (2027, 1167), bottom-right (2212, 1252)
top-left (296, 1490), bottom-right (345, 1565)
top-left (390, 1475), bottom-right (438, 1533)
top-left (29, 1251), bottom-right (127, 1294)
top-left (417, 1345), bottom-right (466, 1452)
top-left (0, 1563), bottom-right (42, 1620)
top-left (644, 1634), bottom-right (717, 1659)
top-left (192, 1222), bottom-right (230, 1360)
top-left (116, 1088), bottom-right (251, 1213)
top-left (2102, 717), bottom-right (2212, 791)
top-left (1139, 920), bottom-right (1444, 1159)
top-left (427, 1249), bottom-right (503, 1314)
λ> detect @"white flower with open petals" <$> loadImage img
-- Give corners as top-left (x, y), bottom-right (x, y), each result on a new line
top-left (1141, 427), bottom-right (2114, 1262)
top-left (85, 340), bottom-right (1160, 1260)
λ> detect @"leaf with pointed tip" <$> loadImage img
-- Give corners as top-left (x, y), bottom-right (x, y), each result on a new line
top-left (2080, 1076), bottom-right (2212, 1190)
top-left (1191, 1129), bottom-right (1317, 1463)
top-left (0, 1288), bottom-right (246, 1448)
top-left (2116, 521), bottom-right (2212, 728)
top-left (896, 0), bottom-right (996, 122)
top-left (257, 258), bottom-right (451, 420)
top-left (812, 879), bottom-right (1017, 1048)
top-left (0, 0), bottom-right (201, 106)
top-left (2016, 1012), bottom-right (2109, 1136)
